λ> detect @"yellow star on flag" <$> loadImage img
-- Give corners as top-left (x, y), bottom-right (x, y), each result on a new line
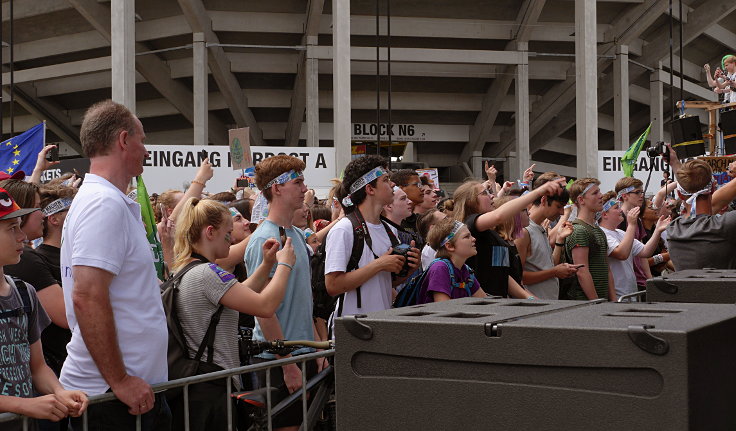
top-left (11, 159), bottom-right (19, 165)
top-left (12, 145), bottom-right (18, 149)
top-left (12, 150), bottom-right (20, 156)
top-left (6, 167), bottom-right (13, 173)
top-left (4, 141), bottom-right (11, 146)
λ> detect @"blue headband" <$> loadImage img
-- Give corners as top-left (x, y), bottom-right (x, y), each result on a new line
top-left (602, 199), bottom-right (618, 213)
top-left (616, 186), bottom-right (636, 201)
top-left (264, 170), bottom-right (303, 189)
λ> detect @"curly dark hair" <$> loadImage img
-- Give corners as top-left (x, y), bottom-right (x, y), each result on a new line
top-left (337, 155), bottom-right (389, 213)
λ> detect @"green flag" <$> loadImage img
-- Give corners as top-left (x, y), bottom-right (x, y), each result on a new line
top-left (136, 175), bottom-right (165, 279)
top-left (621, 123), bottom-right (652, 177)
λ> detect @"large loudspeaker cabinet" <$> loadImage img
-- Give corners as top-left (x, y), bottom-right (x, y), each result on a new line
top-left (671, 116), bottom-right (705, 158)
top-left (647, 269), bottom-right (736, 303)
top-left (720, 109), bottom-right (736, 154)
top-left (334, 298), bottom-right (736, 430)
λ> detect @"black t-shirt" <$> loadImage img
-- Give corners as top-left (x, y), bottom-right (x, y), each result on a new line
top-left (400, 213), bottom-right (425, 249)
top-left (465, 214), bottom-right (512, 297)
top-left (5, 244), bottom-right (71, 374)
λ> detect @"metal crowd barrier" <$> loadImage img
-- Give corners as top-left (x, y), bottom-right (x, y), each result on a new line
top-left (0, 349), bottom-right (335, 431)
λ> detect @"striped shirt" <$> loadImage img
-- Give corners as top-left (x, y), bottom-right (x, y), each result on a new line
top-left (176, 262), bottom-right (239, 387)
top-left (565, 219), bottom-right (609, 300)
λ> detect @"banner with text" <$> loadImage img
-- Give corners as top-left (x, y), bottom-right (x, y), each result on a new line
top-left (598, 151), bottom-right (671, 196)
top-left (141, 145), bottom-right (335, 195)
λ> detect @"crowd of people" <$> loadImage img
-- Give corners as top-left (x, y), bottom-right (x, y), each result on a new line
top-left (1, 99), bottom-right (734, 431)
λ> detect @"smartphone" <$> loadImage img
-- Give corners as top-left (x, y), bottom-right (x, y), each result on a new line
top-left (278, 226), bottom-right (287, 247)
top-left (45, 145), bottom-right (59, 162)
top-left (198, 149), bottom-right (208, 163)
top-left (236, 178), bottom-right (249, 187)
top-left (572, 264), bottom-right (585, 269)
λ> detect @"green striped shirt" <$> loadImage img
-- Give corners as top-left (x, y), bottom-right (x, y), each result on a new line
top-left (565, 219), bottom-right (609, 300)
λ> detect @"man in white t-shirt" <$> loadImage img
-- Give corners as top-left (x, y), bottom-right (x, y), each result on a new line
top-left (325, 156), bottom-right (420, 320)
top-left (60, 100), bottom-right (170, 430)
top-left (597, 192), bottom-right (670, 300)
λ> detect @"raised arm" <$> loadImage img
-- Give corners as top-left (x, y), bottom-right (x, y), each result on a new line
top-left (475, 178), bottom-right (566, 232)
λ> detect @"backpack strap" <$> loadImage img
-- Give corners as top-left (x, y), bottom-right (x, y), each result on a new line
top-left (12, 278), bottom-right (32, 315)
top-left (438, 259), bottom-right (472, 297)
top-left (0, 277), bottom-right (32, 319)
top-left (194, 304), bottom-right (225, 364)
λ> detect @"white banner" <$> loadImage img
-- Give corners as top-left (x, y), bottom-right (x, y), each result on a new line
top-left (598, 151), bottom-right (671, 196)
top-left (142, 145), bottom-right (336, 196)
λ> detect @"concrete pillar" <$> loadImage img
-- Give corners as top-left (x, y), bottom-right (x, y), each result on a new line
top-left (613, 45), bottom-right (629, 151)
top-left (650, 63), bottom-right (664, 146)
top-left (193, 32), bottom-right (207, 146)
top-left (402, 142), bottom-right (417, 163)
top-left (111, 0), bottom-right (136, 112)
top-left (574, 0), bottom-right (597, 178)
top-left (471, 150), bottom-right (483, 179)
top-left (515, 43), bottom-right (530, 181)
top-left (332, 0), bottom-right (352, 175)
top-left (507, 152), bottom-right (520, 184)
top-left (306, 35), bottom-right (319, 147)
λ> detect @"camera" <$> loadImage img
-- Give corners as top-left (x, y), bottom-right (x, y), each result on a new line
top-left (390, 244), bottom-right (412, 278)
top-left (645, 141), bottom-right (669, 158)
top-left (45, 145), bottom-right (59, 162)
top-left (236, 177), bottom-right (249, 187)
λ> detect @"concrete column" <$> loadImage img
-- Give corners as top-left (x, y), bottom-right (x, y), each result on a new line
top-left (306, 35), bottom-right (319, 147)
top-left (515, 43), bottom-right (530, 181)
top-left (332, 0), bottom-right (352, 175)
top-left (574, 0), bottom-right (597, 178)
top-left (507, 152), bottom-right (520, 184)
top-left (193, 32), bottom-right (207, 146)
top-left (613, 45), bottom-right (629, 151)
top-left (111, 0), bottom-right (136, 112)
top-left (402, 142), bottom-right (417, 163)
top-left (471, 150), bottom-right (483, 179)
top-left (650, 63), bottom-right (664, 145)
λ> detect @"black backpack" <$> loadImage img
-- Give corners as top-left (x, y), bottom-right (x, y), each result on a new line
top-left (161, 260), bottom-right (225, 388)
top-left (310, 210), bottom-right (398, 320)
top-left (0, 277), bottom-right (32, 319)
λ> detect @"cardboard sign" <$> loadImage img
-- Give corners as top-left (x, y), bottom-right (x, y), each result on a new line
top-left (228, 127), bottom-right (252, 170)
top-left (698, 156), bottom-right (736, 185)
top-left (416, 168), bottom-right (440, 190)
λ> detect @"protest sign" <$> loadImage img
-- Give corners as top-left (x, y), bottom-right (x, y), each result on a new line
top-left (228, 127), bottom-right (252, 170)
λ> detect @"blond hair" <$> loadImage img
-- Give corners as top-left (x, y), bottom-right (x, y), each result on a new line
top-left (452, 180), bottom-right (482, 223)
top-left (569, 178), bottom-right (600, 206)
top-left (676, 159), bottom-right (712, 194)
top-left (427, 217), bottom-right (461, 260)
top-left (172, 198), bottom-right (229, 271)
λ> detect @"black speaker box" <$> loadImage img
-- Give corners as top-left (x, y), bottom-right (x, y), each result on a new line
top-left (647, 269), bottom-right (736, 303)
top-left (671, 116), bottom-right (705, 158)
top-left (335, 298), bottom-right (736, 430)
top-left (721, 109), bottom-right (736, 155)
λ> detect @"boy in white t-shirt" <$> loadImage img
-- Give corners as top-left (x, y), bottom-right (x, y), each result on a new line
top-left (597, 191), bottom-right (670, 300)
top-left (325, 156), bottom-right (420, 320)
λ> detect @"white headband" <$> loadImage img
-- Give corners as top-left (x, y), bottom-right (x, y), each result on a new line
top-left (342, 166), bottom-right (389, 207)
top-left (42, 198), bottom-right (73, 216)
top-left (676, 179), bottom-right (716, 218)
top-left (616, 186), bottom-right (636, 201)
top-left (440, 221), bottom-right (465, 247)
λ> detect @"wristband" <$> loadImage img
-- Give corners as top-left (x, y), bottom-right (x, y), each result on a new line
top-left (277, 262), bottom-right (294, 270)
top-left (191, 179), bottom-right (206, 187)
top-left (652, 254), bottom-right (664, 265)
top-left (555, 242), bottom-right (565, 247)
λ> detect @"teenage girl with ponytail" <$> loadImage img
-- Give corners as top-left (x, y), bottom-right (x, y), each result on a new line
top-left (169, 197), bottom-right (295, 431)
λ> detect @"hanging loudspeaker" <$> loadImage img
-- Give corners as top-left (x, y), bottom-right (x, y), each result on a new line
top-left (671, 116), bottom-right (705, 158)
top-left (720, 110), bottom-right (736, 155)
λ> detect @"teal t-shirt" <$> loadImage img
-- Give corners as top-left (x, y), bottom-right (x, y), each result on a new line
top-left (245, 220), bottom-right (314, 358)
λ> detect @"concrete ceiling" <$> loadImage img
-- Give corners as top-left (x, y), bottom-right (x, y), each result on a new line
top-left (0, 0), bottom-right (732, 179)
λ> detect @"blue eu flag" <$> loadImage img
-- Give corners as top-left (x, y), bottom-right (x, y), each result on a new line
top-left (0, 122), bottom-right (44, 176)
